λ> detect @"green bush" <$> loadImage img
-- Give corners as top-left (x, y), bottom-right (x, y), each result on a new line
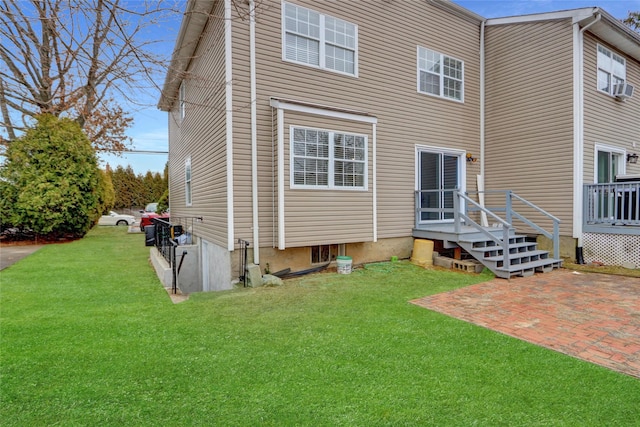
top-left (157, 188), bottom-right (169, 213)
top-left (0, 115), bottom-right (104, 237)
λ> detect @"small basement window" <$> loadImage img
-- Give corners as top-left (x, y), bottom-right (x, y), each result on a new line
top-left (311, 244), bottom-right (339, 264)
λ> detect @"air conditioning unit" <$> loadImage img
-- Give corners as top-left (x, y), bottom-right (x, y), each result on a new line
top-left (614, 82), bottom-right (634, 100)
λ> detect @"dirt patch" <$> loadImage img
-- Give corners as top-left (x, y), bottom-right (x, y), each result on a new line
top-left (564, 262), bottom-right (640, 278)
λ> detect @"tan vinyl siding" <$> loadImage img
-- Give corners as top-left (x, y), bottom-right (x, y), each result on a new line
top-left (228, 0), bottom-right (481, 248)
top-left (583, 34), bottom-right (640, 180)
top-left (282, 111), bottom-right (373, 247)
top-left (484, 20), bottom-right (574, 236)
top-left (170, 0), bottom-right (228, 247)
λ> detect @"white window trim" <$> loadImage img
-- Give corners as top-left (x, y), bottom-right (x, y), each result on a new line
top-left (594, 143), bottom-right (626, 183)
top-left (415, 144), bottom-right (466, 224)
top-left (281, 1), bottom-right (358, 77)
top-left (596, 44), bottom-right (626, 97)
top-left (185, 157), bottom-right (192, 206)
top-left (179, 81), bottom-right (186, 120)
top-left (289, 125), bottom-right (368, 191)
top-left (416, 46), bottom-right (465, 103)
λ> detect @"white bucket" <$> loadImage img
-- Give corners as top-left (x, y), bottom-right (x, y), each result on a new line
top-left (336, 256), bottom-right (352, 274)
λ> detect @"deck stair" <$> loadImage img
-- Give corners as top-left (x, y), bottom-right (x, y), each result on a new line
top-left (455, 230), bottom-right (562, 279)
top-left (413, 189), bottom-right (564, 279)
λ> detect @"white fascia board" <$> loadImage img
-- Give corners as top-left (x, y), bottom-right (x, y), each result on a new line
top-left (485, 8), bottom-right (597, 26)
top-left (159, 0), bottom-right (215, 110)
top-left (269, 98), bottom-right (377, 124)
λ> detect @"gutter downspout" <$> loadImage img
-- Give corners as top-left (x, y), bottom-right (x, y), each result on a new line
top-left (224, 0), bottom-right (235, 251)
top-left (478, 20), bottom-right (488, 227)
top-left (574, 12), bottom-right (601, 257)
top-left (249, 0), bottom-right (260, 264)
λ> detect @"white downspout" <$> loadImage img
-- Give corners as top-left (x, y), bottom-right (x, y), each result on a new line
top-left (277, 108), bottom-right (285, 250)
top-left (372, 123), bottom-right (377, 242)
top-left (224, 0), bottom-right (234, 251)
top-left (249, 0), bottom-right (260, 264)
top-left (574, 12), bottom-right (601, 247)
top-left (478, 20), bottom-right (488, 227)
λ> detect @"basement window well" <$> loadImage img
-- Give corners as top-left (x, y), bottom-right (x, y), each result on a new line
top-left (311, 244), bottom-right (339, 264)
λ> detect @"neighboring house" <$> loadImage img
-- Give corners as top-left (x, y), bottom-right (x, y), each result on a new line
top-left (483, 9), bottom-right (640, 267)
top-left (158, 0), bottom-right (639, 291)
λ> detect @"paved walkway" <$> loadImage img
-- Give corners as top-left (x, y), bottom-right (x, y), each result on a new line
top-left (0, 244), bottom-right (44, 271)
top-left (411, 269), bottom-right (640, 378)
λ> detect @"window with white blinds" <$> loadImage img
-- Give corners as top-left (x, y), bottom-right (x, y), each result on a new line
top-left (290, 126), bottom-right (367, 190)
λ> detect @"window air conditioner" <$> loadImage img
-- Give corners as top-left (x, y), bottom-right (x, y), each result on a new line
top-left (614, 82), bottom-right (634, 100)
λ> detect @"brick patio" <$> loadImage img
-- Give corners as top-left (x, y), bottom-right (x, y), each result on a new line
top-left (411, 269), bottom-right (640, 378)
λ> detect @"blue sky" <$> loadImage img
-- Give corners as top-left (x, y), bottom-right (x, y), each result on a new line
top-left (105, 0), bottom-right (638, 174)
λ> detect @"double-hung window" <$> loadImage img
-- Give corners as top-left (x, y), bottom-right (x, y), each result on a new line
top-left (597, 44), bottom-right (626, 96)
top-left (185, 157), bottom-right (192, 206)
top-left (417, 46), bottom-right (464, 102)
top-left (291, 127), bottom-right (367, 190)
top-left (283, 2), bottom-right (357, 76)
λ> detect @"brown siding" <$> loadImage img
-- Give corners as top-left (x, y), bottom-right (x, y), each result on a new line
top-left (484, 20), bottom-right (575, 236)
top-left (169, 0), bottom-right (228, 248)
top-left (583, 34), bottom-right (640, 180)
top-left (228, 0), bottom-right (481, 248)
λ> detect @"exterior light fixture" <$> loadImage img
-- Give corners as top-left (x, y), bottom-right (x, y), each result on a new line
top-left (627, 153), bottom-right (639, 164)
top-left (466, 153), bottom-right (477, 163)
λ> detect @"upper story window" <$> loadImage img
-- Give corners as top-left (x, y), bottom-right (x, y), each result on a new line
top-left (290, 126), bottom-right (367, 190)
top-left (179, 81), bottom-right (186, 120)
top-left (185, 157), bottom-right (192, 206)
top-left (597, 44), bottom-right (626, 96)
top-left (417, 46), bottom-right (464, 102)
top-left (283, 2), bottom-right (358, 76)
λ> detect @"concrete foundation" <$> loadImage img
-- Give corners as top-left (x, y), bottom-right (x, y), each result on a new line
top-left (255, 237), bottom-right (414, 275)
top-left (149, 245), bottom-right (201, 294)
top-left (150, 248), bottom-right (173, 288)
top-left (201, 239), bottom-right (233, 291)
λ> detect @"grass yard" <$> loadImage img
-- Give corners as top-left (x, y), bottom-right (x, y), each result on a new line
top-left (1, 227), bottom-right (639, 426)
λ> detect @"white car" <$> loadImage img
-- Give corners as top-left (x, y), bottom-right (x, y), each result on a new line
top-left (98, 211), bottom-right (136, 226)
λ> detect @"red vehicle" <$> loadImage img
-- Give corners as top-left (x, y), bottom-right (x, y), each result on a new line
top-left (139, 203), bottom-right (169, 231)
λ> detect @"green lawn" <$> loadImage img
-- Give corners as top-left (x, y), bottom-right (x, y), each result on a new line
top-left (1, 227), bottom-right (639, 426)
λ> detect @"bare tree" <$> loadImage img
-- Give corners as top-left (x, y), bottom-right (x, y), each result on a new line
top-left (0, 0), bottom-right (178, 152)
top-left (623, 11), bottom-right (640, 32)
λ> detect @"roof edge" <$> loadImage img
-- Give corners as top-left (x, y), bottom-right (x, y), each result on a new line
top-left (485, 7), bottom-right (598, 26)
top-left (428, 0), bottom-right (485, 23)
top-left (158, 0), bottom-right (216, 111)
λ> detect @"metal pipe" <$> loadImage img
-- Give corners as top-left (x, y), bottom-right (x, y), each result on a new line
top-left (249, 0), bottom-right (260, 265)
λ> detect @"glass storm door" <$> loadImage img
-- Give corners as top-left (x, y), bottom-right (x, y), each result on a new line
top-left (597, 150), bottom-right (621, 184)
top-left (597, 150), bottom-right (622, 219)
top-left (419, 151), bottom-right (459, 222)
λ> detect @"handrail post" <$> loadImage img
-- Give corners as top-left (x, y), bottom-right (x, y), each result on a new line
top-left (553, 220), bottom-right (560, 260)
top-left (503, 225), bottom-right (510, 269)
top-left (505, 190), bottom-right (513, 225)
top-left (453, 189), bottom-right (461, 233)
top-left (171, 242), bottom-right (177, 294)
